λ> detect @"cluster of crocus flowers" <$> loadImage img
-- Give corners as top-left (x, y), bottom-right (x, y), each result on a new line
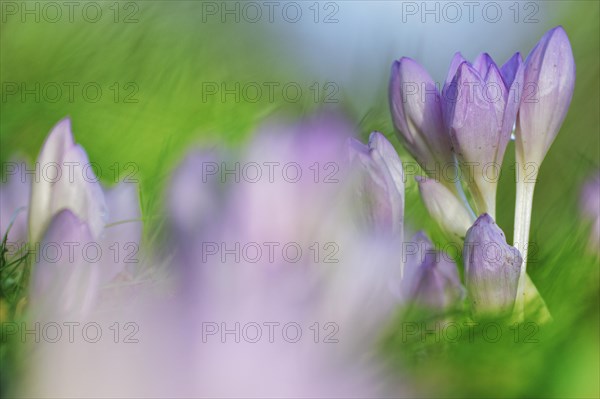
top-left (389, 26), bottom-right (575, 319)
top-left (0, 26), bottom-right (581, 399)
top-left (12, 114), bottom-right (404, 398)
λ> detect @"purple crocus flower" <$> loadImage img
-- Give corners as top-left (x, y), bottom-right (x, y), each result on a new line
top-left (463, 213), bottom-right (522, 316)
top-left (512, 26), bottom-right (575, 318)
top-left (516, 26), bottom-right (576, 168)
top-left (444, 52), bottom-right (524, 217)
top-left (348, 131), bottom-right (404, 236)
top-left (389, 57), bottom-right (455, 188)
top-left (401, 231), bottom-right (464, 311)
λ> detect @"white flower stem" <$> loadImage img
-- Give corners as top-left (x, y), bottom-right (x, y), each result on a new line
top-left (454, 179), bottom-right (477, 220)
top-left (513, 164), bottom-right (551, 322)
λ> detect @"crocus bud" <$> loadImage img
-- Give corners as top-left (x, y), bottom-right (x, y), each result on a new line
top-left (401, 232), bottom-right (464, 311)
top-left (415, 176), bottom-right (474, 237)
top-left (463, 214), bottom-right (522, 316)
top-left (28, 118), bottom-right (107, 244)
top-left (26, 119), bottom-right (141, 288)
top-left (389, 58), bottom-right (455, 187)
top-left (348, 132), bottom-right (404, 236)
top-left (444, 53), bottom-right (524, 217)
top-left (516, 26), bottom-right (576, 167)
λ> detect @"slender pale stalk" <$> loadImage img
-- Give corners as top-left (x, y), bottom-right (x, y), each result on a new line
top-left (455, 178), bottom-right (477, 220)
top-left (513, 163), bottom-right (551, 321)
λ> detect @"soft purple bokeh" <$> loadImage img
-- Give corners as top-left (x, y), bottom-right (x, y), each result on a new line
top-left (0, 160), bottom-right (30, 245)
top-left (22, 113), bottom-right (406, 398)
top-left (401, 231), bottom-right (465, 311)
top-left (348, 131), bottom-right (404, 237)
top-left (580, 172), bottom-right (600, 254)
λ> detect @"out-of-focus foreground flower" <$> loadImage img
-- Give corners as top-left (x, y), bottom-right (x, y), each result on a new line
top-left (0, 160), bottom-right (29, 245)
top-left (400, 231), bottom-right (464, 312)
top-left (16, 114), bottom-right (407, 398)
top-left (24, 119), bottom-right (142, 319)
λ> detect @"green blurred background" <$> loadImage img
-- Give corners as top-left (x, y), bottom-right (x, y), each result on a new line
top-left (1, 1), bottom-right (598, 397)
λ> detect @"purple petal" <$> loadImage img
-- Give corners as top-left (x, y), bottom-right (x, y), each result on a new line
top-left (500, 52), bottom-right (524, 87)
top-left (448, 62), bottom-right (499, 166)
top-left (30, 210), bottom-right (100, 320)
top-left (472, 53), bottom-right (494, 77)
top-left (389, 57), bottom-right (453, 177)
top-left (444, 52), bottom-right (467, 88)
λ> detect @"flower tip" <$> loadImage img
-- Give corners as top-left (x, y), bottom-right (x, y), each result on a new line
top-left (368, 130), bottom-right (385, 143)
top-left (45, 117), bottom-right (75, 150)
top-left (450, 52), bottom-right (466, 64)
top-left (473, 213), bottom-right (495, 226)
top-left (539, 25), bottom-right (572, 50)
top-left (397, 56), bottom-right (414, 65)
top-left (368, 131), bottom-right (394, 154)
top-left (457, 60), bottom-right (475, 75)
top-left (390, 59), bottom-right (401, 74)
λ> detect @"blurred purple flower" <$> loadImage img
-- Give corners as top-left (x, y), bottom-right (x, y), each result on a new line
top-left (21, 112), bottom-right (405, 398)
top-left (166, 114), bottom-right (402, 397)
top-left (400, 231), bottom-right (464, 311)
top-left (580, 172), bottom-right (600, 254)
top-left (443, 52), bottom-right (524, 217)
top-left (0, 160), bottom-right (30, 245)
top-left (28, 118), bottom-right (108, 244)
top-left (464, 213), bottom-right (522, 316)
top-left (24, 119), bottom-right (142, 319)
top-left (348, 131), bottom-right (404, 236)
